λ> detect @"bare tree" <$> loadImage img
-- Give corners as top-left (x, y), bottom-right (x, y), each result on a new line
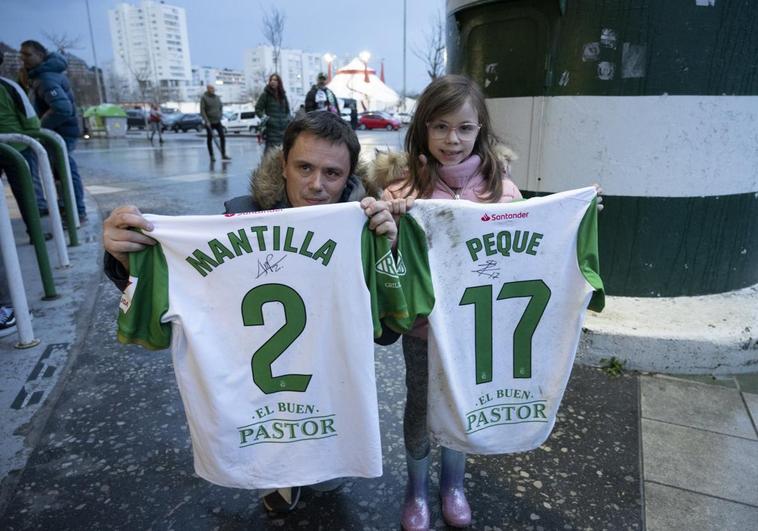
top-left (43, 31), bottom-right (84, 55)
top-left (262, 6), bottom-right (286, 73)
top-left (413, 10), bottom-right (446, 81)
top-left (117, 54), bottom-right (155, 135)
top-left (104, 62), bottom-right (128, 103)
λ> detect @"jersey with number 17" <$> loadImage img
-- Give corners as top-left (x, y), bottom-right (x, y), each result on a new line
top-left (385, 187), bottom-right (605, 454)
top-left (117, 202), bottom-right (407, 489)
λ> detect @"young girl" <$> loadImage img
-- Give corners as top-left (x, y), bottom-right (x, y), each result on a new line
top-left (377, 74), bottom-right (522, 530)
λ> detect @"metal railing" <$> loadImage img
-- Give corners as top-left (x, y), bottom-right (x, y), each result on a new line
top-left (28, 129), bottom-right (81, 243)
top-left (0, 167), bottom-right (40, 348)
top-left (0, 134), bottom-right (69, 268)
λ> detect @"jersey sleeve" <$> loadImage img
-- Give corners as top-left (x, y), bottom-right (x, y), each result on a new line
top-left (116, 242), bottom-right (172, 350)
top-left (381, 214), bottom-right (435, 333)
top-left (577, 197), bottom-right (605, 312)
top-left (361, 226), bottom-right (409, 337)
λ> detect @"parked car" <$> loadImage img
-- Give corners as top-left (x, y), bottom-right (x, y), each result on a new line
top-left (160, 112), bottom-right (183, 132)
top-left (126, 109), bottom-right (147, 130)
top-left (357, 112), bottom-right (401, 131)
top-left (172, 113), bottom-right (204, 132)
top-left (396, 112), bottom-right (414, 125)
top-left (222, 111), bottom-right (261, 134)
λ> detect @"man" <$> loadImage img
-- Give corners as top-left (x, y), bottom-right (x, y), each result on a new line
top-left (304, 73), bottom-right (340, 114)
top-left (0, 49), bottom-right (48, 234)
top-left (102, 111), bottom-right (407, 514)
top-left (199, 84), bottom-right (230, 162)
top-left (20, 40), bottom-right (87, 222)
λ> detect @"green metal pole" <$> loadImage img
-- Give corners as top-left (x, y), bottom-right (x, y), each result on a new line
top-left (0, 144), bottom-right (58, 299)
top-left (27, 130), bottom-right (79, 246)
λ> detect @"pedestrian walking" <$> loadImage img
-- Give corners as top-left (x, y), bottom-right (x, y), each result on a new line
top-left (305, 72), bottom-right (340, 114)
top-left (200, 84), bottom-right (230, 161)
top-left (254, 73), bottom-right (290, 153)
top-left (20, 40), bottom-right (87, 222)
top-left (349, 100), bottom-right (358, 130)
top-left (148, 103), bottom-right (163, 144)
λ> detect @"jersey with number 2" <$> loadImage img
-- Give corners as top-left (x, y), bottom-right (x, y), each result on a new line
top-left (117, 202), bottom-right (405, 489)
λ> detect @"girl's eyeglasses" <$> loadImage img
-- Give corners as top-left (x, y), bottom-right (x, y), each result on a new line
top-left (426, 121), bottom-right (481, 141)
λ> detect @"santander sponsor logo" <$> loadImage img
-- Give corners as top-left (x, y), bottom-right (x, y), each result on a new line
top-left (481, 211), bottom-right (529, 222)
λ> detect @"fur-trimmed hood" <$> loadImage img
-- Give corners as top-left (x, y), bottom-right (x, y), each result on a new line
top-left (368, 144), bottom-right (518, 190)
top-left (249, 146), bottom-right (381, 210)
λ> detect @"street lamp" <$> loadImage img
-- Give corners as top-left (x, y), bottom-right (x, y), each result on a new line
top-left (85, 0), bottom-right (103, 104)
top-left (323, 53), bottom-right (335, 82)
top-left (359, 51), bottom-right (371, 83)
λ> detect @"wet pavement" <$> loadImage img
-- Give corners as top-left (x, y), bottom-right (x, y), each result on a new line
top-left (0, 131), bottom-right (756, 529)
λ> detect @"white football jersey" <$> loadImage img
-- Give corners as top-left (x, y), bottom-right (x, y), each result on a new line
top-left (118, 202), bottom-right (406, 488)
top-left (387, 187), bottom-right (604, 454)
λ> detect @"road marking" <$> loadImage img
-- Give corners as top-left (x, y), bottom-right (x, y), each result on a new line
top-left (164, 172), bottom-right (215, 183)
top-left (86, 185), bottom-right (127, 195)
top-left (11, 343), bottom-right (69, 410)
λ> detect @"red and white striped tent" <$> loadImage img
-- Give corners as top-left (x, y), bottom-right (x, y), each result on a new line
top-left (327, 58), bottom-right (401, 112)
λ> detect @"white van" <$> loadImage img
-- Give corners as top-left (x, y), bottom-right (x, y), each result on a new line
top-left (223, 111), bottom-right (261, 134)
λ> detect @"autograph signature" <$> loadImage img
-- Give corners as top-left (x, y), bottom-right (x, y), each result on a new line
top-left (472, 260), bottom-right (500, 279)
top-left (257, 254), bottom-right (286, 278)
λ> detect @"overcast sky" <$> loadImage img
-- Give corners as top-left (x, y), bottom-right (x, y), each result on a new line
top-left (2, 0), bottom-right (445, 94)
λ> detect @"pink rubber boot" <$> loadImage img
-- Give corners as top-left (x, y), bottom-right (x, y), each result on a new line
top-left (440, 447), bottom-right (471, 527)
top-left (400, 451), bottom-right (430, 531)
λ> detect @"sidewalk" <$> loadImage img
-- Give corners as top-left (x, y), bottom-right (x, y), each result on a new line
top-left (640, 373), bottom-right (758, 529)
top-left (1, 182), bottom-right (757, 529)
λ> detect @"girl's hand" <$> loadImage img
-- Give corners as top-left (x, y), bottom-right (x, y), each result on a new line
top-left (388, 197), bottom-right (414, 220)
top-left (593, 183), bottom-right (604, 211)
top-left (360, 197), bottom-right (398, 243)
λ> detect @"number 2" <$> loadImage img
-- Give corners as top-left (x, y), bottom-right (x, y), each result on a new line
top-left (459, 280), bottom-right (551, 382)
top-left (241, 283), bottom-right (311, 394)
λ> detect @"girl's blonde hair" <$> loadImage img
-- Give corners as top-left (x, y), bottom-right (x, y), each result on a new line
top-left (404, 74), bottom-right (503, 202)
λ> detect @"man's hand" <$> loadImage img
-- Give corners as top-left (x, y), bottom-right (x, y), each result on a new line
top-left (103, 205), bottom-right (156, 272)
top-left (360, 197), bottom-right (401, 243)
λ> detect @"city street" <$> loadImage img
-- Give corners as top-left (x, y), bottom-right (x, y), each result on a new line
top-left (0, 131), bottom-right (646, 530)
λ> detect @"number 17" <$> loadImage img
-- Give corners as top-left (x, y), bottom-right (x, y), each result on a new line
top-left (459, 280), bottom-right (551, 382)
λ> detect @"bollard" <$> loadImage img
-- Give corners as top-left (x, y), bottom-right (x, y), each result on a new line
top-left (0, 172), bottom-right (40, 348)
top-left (0, 145), bottom-right (58, 299)
top-left (0, 134), bottom-right (69, 269)
top-left (29, 129), bottom-right (80, 241)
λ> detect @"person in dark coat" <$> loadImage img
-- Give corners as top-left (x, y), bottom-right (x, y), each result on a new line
top-left (304, 72), bottom-right (340, 115)
top-left (20, 40), bottom-right (87, 221)
top-left (254, 73), bottom-right (290, 153)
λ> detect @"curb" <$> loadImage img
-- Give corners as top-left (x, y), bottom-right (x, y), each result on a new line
top-left (577, 286), bottom-right (758, 374)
